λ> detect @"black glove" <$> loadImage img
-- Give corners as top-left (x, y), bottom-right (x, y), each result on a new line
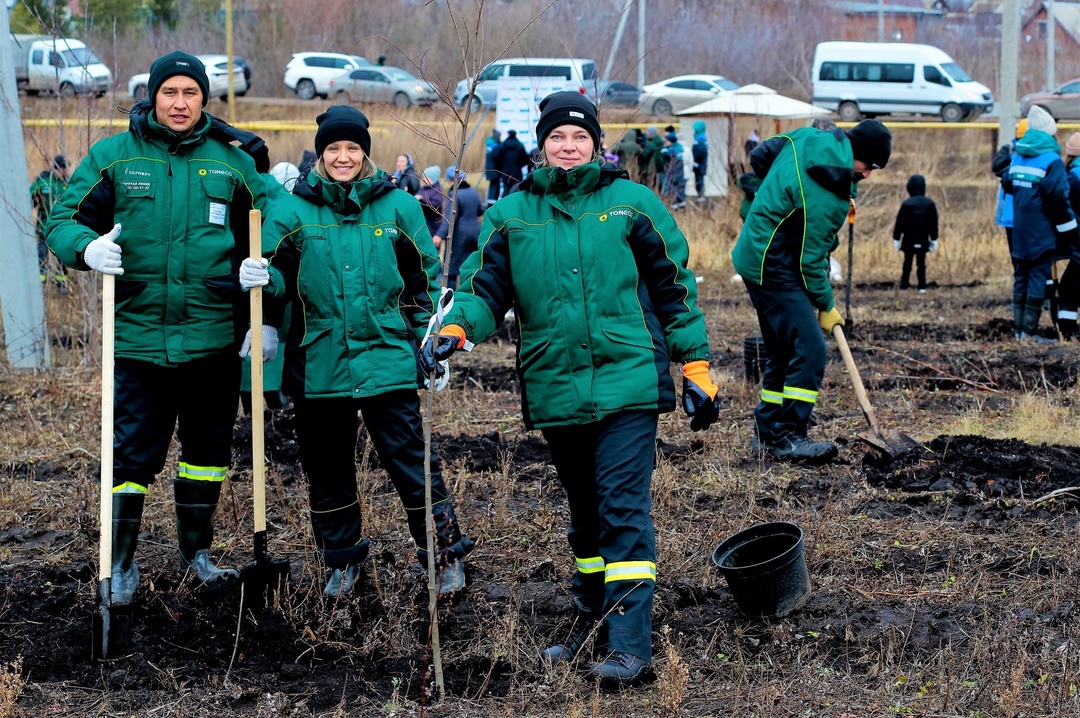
top-left (681, 361), bottom-right (720, 432)
top-left (419, 326), bottom-right (465, 374)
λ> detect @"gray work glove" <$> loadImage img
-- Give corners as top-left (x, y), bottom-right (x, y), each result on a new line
top-left (239, 325), bottom-right (279, 362)
top-left (83, 223), bottom-right (124, 275)
top-left (239, 257), bottom-right (270, 290)
top-left (893, 239), bottom-right (901, 252)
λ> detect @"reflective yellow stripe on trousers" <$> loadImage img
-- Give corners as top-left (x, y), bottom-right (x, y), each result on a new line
top-left (604, 561), bottom-right (657, 583)
top-left (576, 556), bottom-right (606, 574)
top-left (177, 462), bottom-right (228, 482)
top-left (760, 388), bottom-right (783, 405)
top-left (782, 386), bottom-right (819, 404)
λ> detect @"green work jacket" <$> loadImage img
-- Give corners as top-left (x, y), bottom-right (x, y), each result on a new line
top-left (47, 103), bottom-right (267, 364)
top-left (262, 168), bottom-right (440, 400)
top-left (447, 162), bottom-right (710, 429)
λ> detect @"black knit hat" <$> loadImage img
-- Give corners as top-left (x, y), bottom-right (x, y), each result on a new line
top-left (148, 51), bottom-right (209, 107)
top-left (535, 91), bottom-right (602, 149)
top-left (52, 154), bottom-right (67, 170)
top-left (846, 119), bottom-right (892, 170)
top-left (314, 105), bottom-right (371, 157)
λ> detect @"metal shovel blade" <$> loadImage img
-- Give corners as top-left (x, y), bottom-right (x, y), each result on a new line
top-left (92, 579), bottom-right (110, 660)
top-left (239, 530), bottom-right (291, 609)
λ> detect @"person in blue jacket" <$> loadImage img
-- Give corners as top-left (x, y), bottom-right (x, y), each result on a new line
top-left (1059, 131), bottom-right (1080, 340)
top-left (1002, 106), bottom-right (1079, 342)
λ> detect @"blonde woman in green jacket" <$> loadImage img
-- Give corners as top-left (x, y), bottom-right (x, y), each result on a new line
top-left (421, 92), bottom-right (720, 687)
top-left (239, 106), bottom-right (473, 598)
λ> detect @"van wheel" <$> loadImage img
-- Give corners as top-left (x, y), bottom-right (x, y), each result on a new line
top-left (838, 102), bottom-right (861, 122)
top-left (295, 79), bottom-right (317, 100)
top-left (652, 99), bottom-right (672, 116)
top-left (59, 83), bottom-right (76, 99)
top-left (393, 92), bottom-right (412, 109)
top-left (940, 103), bottom-right (964, 123)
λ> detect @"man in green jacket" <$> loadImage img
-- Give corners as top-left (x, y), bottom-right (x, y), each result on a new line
top-left (47, 51), bottom-right (269, 605)
top-left (731, 119), bottom-right (891, 461)
top-left (30, 154), bottom-right (70, 292)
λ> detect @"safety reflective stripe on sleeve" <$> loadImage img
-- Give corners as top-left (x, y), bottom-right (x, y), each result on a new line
top-left (1011, 166), bottom-right (1046, 180)
top-left (782, 385), bottom-right (819, 404)
top-left (112, 482), bottom-right (148, 495)
top-left (1057, 218), bottom-right (1078, 232)
top-left (576, 556), bottom-right (606, 574)
top-left (760, 388), bottom-right (783, 405)
top-left (604, 561), bottom-right (657, 583)
top-left (177, 462), bottom-right (228, 482)
top-left (1059, 310), bottom-right (1078, 320)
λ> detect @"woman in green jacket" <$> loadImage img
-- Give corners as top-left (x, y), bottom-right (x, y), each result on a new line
top-left (421, 92), bottom-right (720, 687)
top-left (240, 106), bottom-right (472, 597)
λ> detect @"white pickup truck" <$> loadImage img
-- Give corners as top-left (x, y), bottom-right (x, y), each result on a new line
top-left (11, 34), bottom-right (112, 97)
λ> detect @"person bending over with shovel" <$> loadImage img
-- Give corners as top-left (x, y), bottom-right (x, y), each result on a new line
top-left (421, 92), bottom-right (721, 688)
top-left (239, 106), bottom-right (473, 598)
top-left (731, 119), bottom-right (891, 462)
top-left (46, 51), bottom-right (269, 605)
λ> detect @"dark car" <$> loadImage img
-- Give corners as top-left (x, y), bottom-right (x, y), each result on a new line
top-left (1021, 78), bottom-right (1080, 120)
top-left (598, 80), bottom-right (642, 108)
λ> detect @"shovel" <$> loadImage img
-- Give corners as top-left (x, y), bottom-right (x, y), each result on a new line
top-left (239, 209), bottom-right (291, 607)
top-left (832, 324), bottom-right (922, 459)
top-left (92, 274), bottom-right (128, 659)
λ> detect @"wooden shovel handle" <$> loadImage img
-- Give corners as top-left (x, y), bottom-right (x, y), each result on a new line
top-left (99, 273), bottom-right (115, 581)
top-left (249, 210), bottom-right (266, 535)
top-left (832, 324), bottom-right (884, 436)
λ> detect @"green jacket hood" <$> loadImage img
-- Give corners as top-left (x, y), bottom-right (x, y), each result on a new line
top-left (521, 162), bottom-right (627, 197)
top-left (1016, 129), bottom-right (1061, 157)
top-left (801, 128), bottom-right (855, 200)
top-left (294, 166), bottom-right (397, 214)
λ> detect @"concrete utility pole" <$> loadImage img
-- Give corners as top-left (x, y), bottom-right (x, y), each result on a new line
top-left (0, 3), bottom-right (50, 370)
top-left (637, 0), bottom-right (645, 89)
top-left (878, 0), bottom-right (885, 42)
top-left (1001, 0), bottom-right (1020, 142)
top-left (602, 0), bottom-right (635, 84)
top-left (1047, 0), bottom-right (1056, 90)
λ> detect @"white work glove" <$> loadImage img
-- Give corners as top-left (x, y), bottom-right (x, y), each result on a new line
top-left (83, 223), bottom-right (123, 275)
top-left (239, 257), bottom-right (270, 290)
top-left (238, 325), bottom-right (279, 362)
top-left (893, 239), bottom-right (901, 252)
top-left (929, 240), bottom-right (938, 253)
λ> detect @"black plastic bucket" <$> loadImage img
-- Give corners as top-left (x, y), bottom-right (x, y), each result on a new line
top-left (742, 336), bottom-right (768, 383)
top-left (711, 521), bottom-right (810, 619)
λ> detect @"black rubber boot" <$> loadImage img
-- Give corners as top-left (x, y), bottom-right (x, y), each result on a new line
top-left (1059, 317), bottom-right (1078, 341)
top-left (174, 479), bottom-right (239, 585)
top-left (111, 492), bottom-right (144, 606)
top-left (1022, 295), bottom-right (1056, 343)
top-left (542, 603), bottom-right (602, 664)
top-left (1013, 295), bottom-right (1026, 340)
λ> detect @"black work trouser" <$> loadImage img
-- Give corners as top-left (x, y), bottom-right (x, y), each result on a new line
top-left (112, 353), bottom-right (240, 488)
top-left (541, 411), bottom-right (658, 662)
top-left (293, 391), bottom-right (461, 569)
top-left (744, 281), bottom-right (826, 443)
top-left (900, 249), bottom-right (928, 290)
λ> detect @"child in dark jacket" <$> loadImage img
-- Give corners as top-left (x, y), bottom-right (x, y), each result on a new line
top-left (892, 174), bottom-right (939, 292)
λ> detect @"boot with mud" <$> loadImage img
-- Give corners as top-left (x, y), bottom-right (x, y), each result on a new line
top-left (321, 538), bottom-right (370, 598)
top-left (111, 487), bottom-right (145, 606)
top-left (752, 433), bottom-right (838, 462)
top-left (542, 601), bottom-right (603, 664)
top-left (1012, 294), bottom-right (1026, 340)
top-left (1021, 295), bottom-right (1057, 344)
top-left (323, 565), bottom-right (363, 597)
top-left (174, 478), bottom-right (239, 587)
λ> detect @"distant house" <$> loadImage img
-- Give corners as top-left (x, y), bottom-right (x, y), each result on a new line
top-left (831, 0), bottom-right (947, 41)
top-left (1021, 1), bottom-right (1080, 51)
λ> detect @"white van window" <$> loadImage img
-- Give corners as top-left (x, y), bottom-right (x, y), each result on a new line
top-left (941, 62), bottom-right (972, 83)
top-left (820, 62), bottom-right (913, 83)
top-left (924, 66), bottom-right (951, 87)
top-left (477, 64), bottom-right (506, 82)
top-left (509, 65), bottom-right (572, 80)
top-left (581, 62), bottom-right (598, 81)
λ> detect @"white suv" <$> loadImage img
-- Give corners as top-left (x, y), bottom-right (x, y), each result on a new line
top-left (284, 52), bottom-right (371, 100)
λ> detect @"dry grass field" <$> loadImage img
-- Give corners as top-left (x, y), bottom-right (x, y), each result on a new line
top-left (1, 98), bottom-right (1079, 717)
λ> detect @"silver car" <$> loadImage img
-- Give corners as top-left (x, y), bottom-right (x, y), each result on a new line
top-left (639, 74), bottom-right (740, 116)
top-left (328, 66), bottom-right (439, 108)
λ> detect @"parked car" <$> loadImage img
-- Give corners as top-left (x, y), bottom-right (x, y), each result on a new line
top-left (328, 66), bottom-right (438, 108)
top-left (128, 54), bottom-right (248, 101)
top-left (453, 57), bottom-right (599, 110)
top-left (1021, 78), bottom-right (1080, 120)
top-left (284, 51), bottom-right (371, 100)
top-left (598, 80), bottom-right (642, 108)
top-left (639, 74), bottom-right (740, 116)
